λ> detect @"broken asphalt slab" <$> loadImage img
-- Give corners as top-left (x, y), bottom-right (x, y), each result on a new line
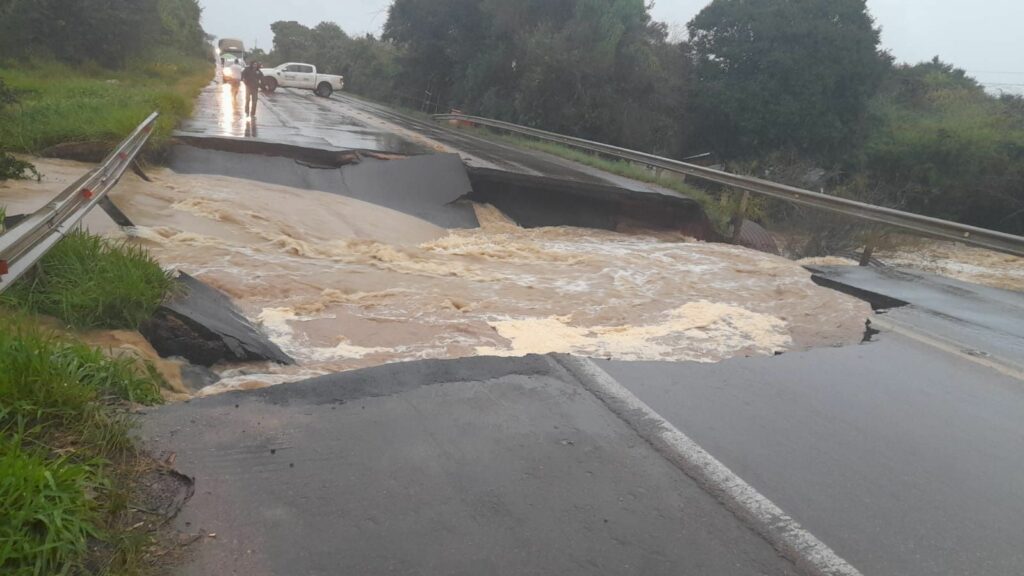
top-left (809, 264), bottom-right (1024, 371)
top-left (169, 145), bottom-right (478, 229)
top-left (466, 167), bottom-right (710, 237)
top-left (141, 272), bottom-right (292, 367)
top-left (141, 354), bottom-right (800, 576)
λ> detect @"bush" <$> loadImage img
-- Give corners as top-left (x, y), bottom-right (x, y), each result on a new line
top-left (0, 152), bottom-right (39, 181)
top-left (0, 77), bottom-right (39, 181)
top-left (862, 61), bottom-right (1024, 233)
top-left (2, 231), bottom-right (173, 330)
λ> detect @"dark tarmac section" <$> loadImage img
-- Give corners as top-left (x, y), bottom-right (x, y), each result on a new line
top-left (602, 330), bottom-right (1024, 576)
top-left (141, 355), bottom-right (799, 576)
top-left (810, 265), bottom-right (1024, 372)
top-left (142, 272), bottom-right (293, 367)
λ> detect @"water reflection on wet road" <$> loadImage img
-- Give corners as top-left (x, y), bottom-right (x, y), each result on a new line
top-left (178, 80), bottom-right (431, 154)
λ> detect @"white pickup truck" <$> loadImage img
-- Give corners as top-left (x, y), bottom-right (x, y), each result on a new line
top-left (261, 63), bottom-right (344, 98)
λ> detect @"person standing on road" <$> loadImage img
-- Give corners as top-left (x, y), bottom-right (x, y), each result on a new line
top-left (241, 62), bottom-right (263, 120)
top-left (228, 59), bottom-right (243, 99)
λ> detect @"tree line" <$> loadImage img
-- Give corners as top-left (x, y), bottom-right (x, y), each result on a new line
top-left (262, 0), bottom-right (1023, 234)
top-left (0, 0), bottom-right (207, 68)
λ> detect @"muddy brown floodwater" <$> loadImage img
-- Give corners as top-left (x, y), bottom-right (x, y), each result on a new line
top-left (3, 159), bottom-right (871, 396)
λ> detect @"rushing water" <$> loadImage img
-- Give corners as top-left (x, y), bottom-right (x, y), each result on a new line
top-left (3, 159), bottom-right (872, 396)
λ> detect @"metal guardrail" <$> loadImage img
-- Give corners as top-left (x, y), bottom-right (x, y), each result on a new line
top-left (0, 112), bottom-right (159, 293)
top-left (434, 113), bottom-right (1024, 258)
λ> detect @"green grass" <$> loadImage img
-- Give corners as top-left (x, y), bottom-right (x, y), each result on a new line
top-left (0, 316), bottom-right (163, 431)
top-left (0, 56), bottom-right (211, 154)
top-left (2, 231), bottom-right (174, 330)
top-left (0, 435), bottom-right (103, 576)
top-left (0, 315), bottom-right (165, 575)
top-left (0, 438), bottom-right (100, 575)
top-left (459, 125), bottom-right (733, 231)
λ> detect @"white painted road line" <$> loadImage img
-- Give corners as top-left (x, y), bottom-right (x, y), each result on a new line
top-left (553, 354), bottom-right (863, 576)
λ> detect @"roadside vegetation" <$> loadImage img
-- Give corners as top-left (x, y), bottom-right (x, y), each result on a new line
top-left (0, 57), bottom-right (211, 154)
top-left (0, 2), bottom-right (203, 573)
top-left (0, 0), bottom-right (211, 168)
top-left (0, 230), bottom-right (177, 575)
top-left (0, 227), bottom-right (176, 574)
top-left (262, 0), bottom-right (1024, 241)
top-left (2, 231), bottom-right (174, 329)
top-left (0, 314), bottom-right (166, 575)
top-left (0, 78), bottom-right (39, 180)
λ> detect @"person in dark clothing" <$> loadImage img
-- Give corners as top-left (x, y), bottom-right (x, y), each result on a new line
top-left (241, 62), bottom-right (263, 119)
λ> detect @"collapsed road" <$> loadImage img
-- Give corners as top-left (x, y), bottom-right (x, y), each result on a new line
top-left (5, 81), bottom-right (1023, 575)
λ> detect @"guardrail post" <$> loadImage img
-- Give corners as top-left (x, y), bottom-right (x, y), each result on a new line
top-left (730, 190), bottom-right (751, 243)
top-left (860, 240), bottom-right (877, 267)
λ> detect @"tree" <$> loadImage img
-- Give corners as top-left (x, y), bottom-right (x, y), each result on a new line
top-left (271, 21), bottom-right (315, 63)
top-left (0, 0), bottom-right (206, 67)
top-left (156, 0), bottom-right (207, 56)
top-left (687, 0), bottom-right (889, 160)
top-left (383, 0), bottom-right (486, 109)
top-left (382, 0), bottom-right (690, 154)
top-left (862, 59), bottom-right (1024, 233)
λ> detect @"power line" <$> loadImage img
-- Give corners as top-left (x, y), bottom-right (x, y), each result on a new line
top-left (968, 70), bottom-right (1024, 76)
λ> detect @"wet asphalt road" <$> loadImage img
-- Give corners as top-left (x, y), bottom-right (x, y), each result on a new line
top-left (810, 264), bottom-right (1024, 373)
top-left (155, 83), bottom-right (1024, 575)
top-left (176, 82), bottom-right (685, 196)
top-left (602, 330), bottom-right (1024, 576)
top-left (142, 356), bottom-right (799, 576)
top-left (177, 82), bottom-right (430, 154)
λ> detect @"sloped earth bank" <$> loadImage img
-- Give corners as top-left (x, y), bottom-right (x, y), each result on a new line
top-left (2, 158), bottom-right (870, 395)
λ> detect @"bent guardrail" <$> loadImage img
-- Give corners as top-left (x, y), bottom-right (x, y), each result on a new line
top-left (0, 112), bottom-right (159, 293)
top-left (434, 113), bottom-right (1024, 258)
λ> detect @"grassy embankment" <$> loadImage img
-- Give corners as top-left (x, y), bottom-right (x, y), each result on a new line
top-left (0, 55), bottom-right (211, 156)
top-left (0, 55), bottom-right (200, 574)
top-left (0, 313), bottom-right (165, 575)
top-left (0, 231), bottom-right (174, 575)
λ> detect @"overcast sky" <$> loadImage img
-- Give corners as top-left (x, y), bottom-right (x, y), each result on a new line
top-left (201, 0), bottom-right (1024, 93)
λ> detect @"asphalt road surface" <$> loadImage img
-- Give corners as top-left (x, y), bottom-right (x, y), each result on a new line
top-left (601, 330), bottom-right (1024, 576)
top-left (176, 83), bottom-right (686, 196)
top-left (142, 356), bottom-right (799, 576)
top-left (810, 264), bottom-right (1024, 374)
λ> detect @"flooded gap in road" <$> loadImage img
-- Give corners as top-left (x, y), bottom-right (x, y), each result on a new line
top-left (1, 157), bottom-right (872, 397)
